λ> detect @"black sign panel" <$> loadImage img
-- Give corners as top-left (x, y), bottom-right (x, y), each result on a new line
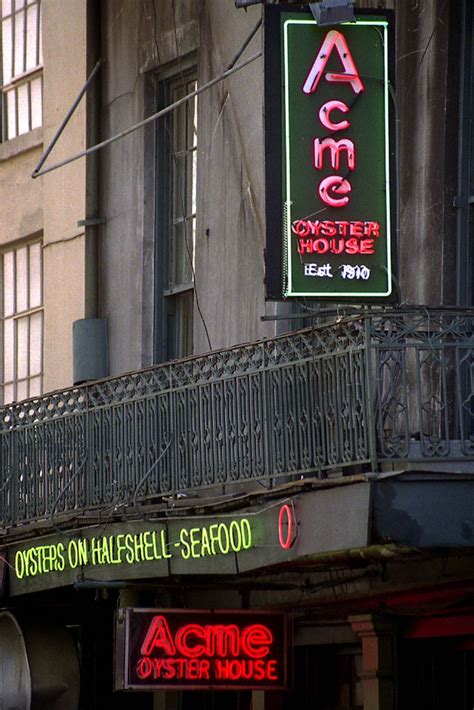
top-left (264, 6), bottom-right (396, 301)
top-left (115, 608), bottom-right (288, 691)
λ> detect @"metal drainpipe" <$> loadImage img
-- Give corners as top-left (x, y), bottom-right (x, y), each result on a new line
top-left (72, 0), bottom-right (107, 386)
top-left (84, 0), bottom-right (102, 320)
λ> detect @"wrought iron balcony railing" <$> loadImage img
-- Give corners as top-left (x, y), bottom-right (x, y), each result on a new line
top-left (0, 308), bottom-right (473, 529)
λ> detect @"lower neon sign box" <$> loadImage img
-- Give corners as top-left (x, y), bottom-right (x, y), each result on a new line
top-left (115, 608), bottom-right (288, 691)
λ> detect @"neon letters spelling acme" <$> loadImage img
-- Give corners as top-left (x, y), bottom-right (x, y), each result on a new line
top-left (141, 616), bottom-right (273, 658)
top-left (303, 29), bottom-right (365, 208)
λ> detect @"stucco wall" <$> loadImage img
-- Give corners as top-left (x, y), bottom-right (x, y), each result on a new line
top-left (99, 0), bottom-right (277, 375)
top-left (395, 0), bottom-right (454, 305)
top-left (359, 0), bottom-right (454, 305)
top-left (0, 132), bottom-right (43, 246)
top-left (41, 0), bottom-right (88, 392)
top-left (99, 0), bottom-right (158, 375)
top-left (194, 0), bottom-right (275, 353)
top-left (0, 0), bottom-right (89, 398)
top-left (0, 0), bottom-right (460, 397)
top-left (98, 0), bottom-right (459, 377)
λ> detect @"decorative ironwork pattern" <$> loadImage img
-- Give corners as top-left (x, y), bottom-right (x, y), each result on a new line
top-left (0, 309), bottom-right (473, 527)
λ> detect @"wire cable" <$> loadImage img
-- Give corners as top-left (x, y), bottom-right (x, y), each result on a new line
top-left (32, 52), bottom-right (261, 179)
top-left (50, 457), bottom-right (88, 536)
top-left (132, 439), bottom-right (172, 520)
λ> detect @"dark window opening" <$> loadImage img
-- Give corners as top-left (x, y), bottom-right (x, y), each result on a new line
top-left (398, 637), bottom-right (474, 710)
top-left (155, 68), bottom-right (197, 362)
top-left (268, 644), bottom-right (362, 710)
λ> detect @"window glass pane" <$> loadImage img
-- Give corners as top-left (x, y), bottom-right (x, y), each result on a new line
top-left (17, 316), bottom-right (28, 379)
top-left (16, 246), bottom-right (28, 312)
top-left (173, 90), bottom-right (187, 156)
top-left (16, 379), bottom-right (28, 401)
top-left (4, 318), bottom-right (15, 382)
top-left (190, 215), bottom-right (196, 254)
top-left (2, 243), bottom-right (43, 400)
top-left (192, 149), bottom-right (197, 215)
top-left (17, 81), bottom-right (30, 135)
top-left (176, 291), bottom-right (193, 358)
top-left (28, 242), bottom-right (41, 307)
top-left (172, 155), bottom-right (187, 221)
top-left (2, 17), bottom-right (13, 83)
top-left (6, 88), bottom-right (17, 139)
top-left (14, 8), bottom-right (25, 76)
top-left (191, 83), bottom-right (198, 145)
top-left (25, 2), bottom-right (37, 70)
top-left (38, 2), bottom-right (41, 63)
top-left (29, 375), bottom-right (41, 397)
top-left (2, 0), bottom-right (12, 18)
top-left (187, 93), bottom-right (197, 149)
top-left (14, 0), bottom-right (25, 9)
top-left (4, 384), bottom-right (15, 404)
top-left (184, 149), bottom-right (194, 219)
top-left (29, 310), bottom-right (42, 375)
top-left (170, 222), bottom-right (193, 288)
top-left (3, 250), bottom-right (15, 317)
top-left (30, 76), bottom-right (42, 128)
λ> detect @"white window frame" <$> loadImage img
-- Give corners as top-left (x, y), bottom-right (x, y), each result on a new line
top-left (1, 0), bottom-right (43, 141)
top-left (1, 239), bottom-right (44, 404)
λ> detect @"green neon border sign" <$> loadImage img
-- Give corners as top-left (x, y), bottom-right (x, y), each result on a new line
top-left (264, 8), bottom-right (397, 302)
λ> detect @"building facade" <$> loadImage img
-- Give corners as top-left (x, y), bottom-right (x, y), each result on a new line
top-left (0, 1), bottom-right (473, 708)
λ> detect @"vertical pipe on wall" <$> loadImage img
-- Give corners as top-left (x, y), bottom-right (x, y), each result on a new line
top-left (84, 0), bottom-right (102, 319)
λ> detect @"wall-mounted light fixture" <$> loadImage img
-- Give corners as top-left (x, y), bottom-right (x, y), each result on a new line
top-left (309, 0), bottom-right (355, 25)
top-left (234, 0), bottom-right (355, 21)
top-left (234, 0), bottom-right (284, 7)
top-left (234, 0), bottom-right (267, 6)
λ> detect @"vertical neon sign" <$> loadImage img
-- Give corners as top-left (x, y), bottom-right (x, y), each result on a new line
top-left (265, 8), bottom-right (395, 300)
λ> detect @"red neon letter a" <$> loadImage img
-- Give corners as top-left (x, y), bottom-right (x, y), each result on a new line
top-left (302, 30), bottom-right (364, 96)
top-left (140, 615), bottom-right (176, 656)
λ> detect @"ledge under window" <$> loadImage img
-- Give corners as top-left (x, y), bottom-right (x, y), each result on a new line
top-left (0, 126), bottom-right (43, 164)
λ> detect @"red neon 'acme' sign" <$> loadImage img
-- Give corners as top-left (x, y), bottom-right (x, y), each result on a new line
top-left (141, 615), bottom-right (273, 660)
top-left (303, 29), bottom-right (364, 208)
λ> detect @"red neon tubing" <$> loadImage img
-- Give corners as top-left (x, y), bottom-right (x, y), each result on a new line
top-left (278, 504), bottom-right (295, 550)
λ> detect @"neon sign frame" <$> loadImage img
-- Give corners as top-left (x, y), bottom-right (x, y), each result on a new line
top-left (264, 7), bottom-right (396, 301)
top-left (115, 608), bottom-right (289, 691)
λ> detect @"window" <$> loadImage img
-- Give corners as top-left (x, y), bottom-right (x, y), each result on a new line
top-left (398, 637), bottom-right (474, 709)
top-left (1, 240), bottom-right (43, 404)
top-left (155, 68), bottom-right (197, 362)
top-left (1, 0), bottom-right (42, 141)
